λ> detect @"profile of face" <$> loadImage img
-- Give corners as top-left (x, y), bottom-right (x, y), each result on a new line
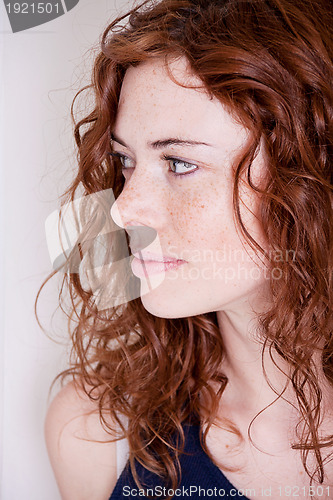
top-left (111, 56), bottom-right (270, 319)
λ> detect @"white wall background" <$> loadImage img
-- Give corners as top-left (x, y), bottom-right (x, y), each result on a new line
top-left (0, 1), bottom-right (131, 498)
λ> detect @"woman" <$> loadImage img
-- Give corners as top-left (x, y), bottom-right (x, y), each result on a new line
top-left (43, 0), bottom-right (333, 498)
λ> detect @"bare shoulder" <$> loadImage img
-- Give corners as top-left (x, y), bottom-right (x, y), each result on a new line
top-left (45, 380), bottom-right (118, 500)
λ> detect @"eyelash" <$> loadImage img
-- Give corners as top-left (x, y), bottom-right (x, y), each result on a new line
top-left (107, 152), bottom-right (199, 179)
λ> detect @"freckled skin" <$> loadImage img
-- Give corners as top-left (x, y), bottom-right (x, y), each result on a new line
top-left (111, 56), bottom-right (270, 319)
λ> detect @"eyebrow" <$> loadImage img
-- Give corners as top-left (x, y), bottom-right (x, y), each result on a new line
top-left (110, 132), bottom-right (214, 150)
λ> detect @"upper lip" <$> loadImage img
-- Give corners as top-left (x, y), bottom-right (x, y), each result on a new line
top-left (132, 250), bottom-right (184, 263)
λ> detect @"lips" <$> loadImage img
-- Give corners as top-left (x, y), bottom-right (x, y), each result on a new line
top-left (132, 250), bottom-right (184, 264)
top-left (131, 251), bottom-right (186, 277)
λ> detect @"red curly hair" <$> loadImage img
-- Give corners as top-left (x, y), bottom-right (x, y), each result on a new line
top-left (38, 0), bottom-right (333, 494)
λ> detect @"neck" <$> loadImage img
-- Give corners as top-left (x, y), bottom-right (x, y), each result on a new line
top-left (214, 301), bottom-right (333, 428)
top-left (216, 306), bottom-right (291, 413)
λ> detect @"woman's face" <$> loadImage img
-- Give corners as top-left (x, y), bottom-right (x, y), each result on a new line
top-left (111, 56), bottom-right (270, 318)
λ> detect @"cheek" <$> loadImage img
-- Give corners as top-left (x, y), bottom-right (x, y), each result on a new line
top-left (167, 189), bottom-right (209, 235)
top-left (167, 182), bottom-right (235, 250)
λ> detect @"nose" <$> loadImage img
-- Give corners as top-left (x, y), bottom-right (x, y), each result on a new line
top-left (110, 167), bottom-right (168, 231)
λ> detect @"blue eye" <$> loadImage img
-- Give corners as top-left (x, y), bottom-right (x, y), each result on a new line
top-left (162, 155), bottom-right (198, 177)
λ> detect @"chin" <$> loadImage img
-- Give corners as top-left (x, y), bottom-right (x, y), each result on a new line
top-left (140, 292), bottom-right (181, 319)
top-left (139, 285), bottom-right (214, 319)
top-left (139, 286), bottom-right (189, 319)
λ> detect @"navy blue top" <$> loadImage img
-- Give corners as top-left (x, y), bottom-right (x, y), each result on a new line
top-left (109, 422), bottom-right (250, 499)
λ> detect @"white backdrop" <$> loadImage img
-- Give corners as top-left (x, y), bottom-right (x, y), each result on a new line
top-left (0, 1), bottom-right (131, 498)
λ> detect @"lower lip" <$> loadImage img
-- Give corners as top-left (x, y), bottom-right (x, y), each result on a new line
top-left (131, 257), bottom-right (186, 277)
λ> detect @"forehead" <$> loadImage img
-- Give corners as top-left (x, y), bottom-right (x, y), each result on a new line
top-left (114, 56), bottom-right (247, 147)
top-left (118, 56), bottom-right (207, 107)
